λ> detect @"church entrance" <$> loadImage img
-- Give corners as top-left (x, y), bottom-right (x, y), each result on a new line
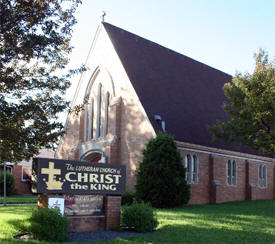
top-left (83, 151), bottom-right (102, 163)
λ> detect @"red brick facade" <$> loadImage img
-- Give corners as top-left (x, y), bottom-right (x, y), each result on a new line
top-left (178, 147), bottom-right (275, 205)
top-left (13, 165), bottom-right (32, 195)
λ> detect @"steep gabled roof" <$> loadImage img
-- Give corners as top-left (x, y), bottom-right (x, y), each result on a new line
top-left (103, 22), bottom-right (262, 155)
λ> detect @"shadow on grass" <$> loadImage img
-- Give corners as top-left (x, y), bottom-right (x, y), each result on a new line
top-left (1, 200), bottom-right (274, 244)
top-left (103, 224), bottom-right (274, 244)
top-left (157, 200), bottom-right (275, 223)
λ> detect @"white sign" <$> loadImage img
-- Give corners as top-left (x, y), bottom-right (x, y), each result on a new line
top-left (48, 198), bottom-right (65, 215)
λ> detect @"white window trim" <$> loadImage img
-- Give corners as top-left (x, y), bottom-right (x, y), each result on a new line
top-left (21, 167), bottom-right (31, 182)
top-left (226, 160), bottom-right (237, 186)
top-left (184, 154), bottom-right (199, 184)
top-left (258, 164), bottom-right (267, 188)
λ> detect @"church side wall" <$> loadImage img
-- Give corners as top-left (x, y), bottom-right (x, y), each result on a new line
top-left (179, 147), bottom-right (274, 205)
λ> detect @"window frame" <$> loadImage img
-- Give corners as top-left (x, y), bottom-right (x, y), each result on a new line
top-left (103, 92), bottom-right (110, 137)
top-left (21, 167), bottom-right (31, 182)
top-left (226, 160), bottom-right (237, 186)
top-left (258, 164), bottom-right (267, 188)
top-left (184, 154), bottom-right (199, 184)
top-left (96, 83), bottom-right (102, 138)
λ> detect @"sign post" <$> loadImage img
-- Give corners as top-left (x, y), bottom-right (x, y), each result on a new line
top-left (3, 161), bottom-right (7, 206)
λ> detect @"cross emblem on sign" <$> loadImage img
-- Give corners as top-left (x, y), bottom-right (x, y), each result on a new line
top-left (41, 162), bottom-right (63, 190)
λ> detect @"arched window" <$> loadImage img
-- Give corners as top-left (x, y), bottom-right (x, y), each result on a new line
top-left (104, 92), bottom-right (110, 136)
top-left (184, 154), bottom-right (198, 184)
top-left (226, 160), bottom-right (237, 186)
top-left (90, 98), bottom-right (94, 139)
top-left (192, 155), bottom-right (198, 183)
top-left (84, 98), bottom-right (94, 141)
top-left (259, 164), bottom-right (267, 188)
top-left (96, 83), bottom-right (102, 138)
top-left (185, 154), bottom-right (191, 183)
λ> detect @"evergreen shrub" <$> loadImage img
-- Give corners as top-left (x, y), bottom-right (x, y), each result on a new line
top-left (121, 201), bottom-right (158, 232)
top-left (29, 207), bottom-right (69, 242)
top-left (135, 133), bottom-right (190, 208)
top-left (121, 190), bottom-right (136, 205)
top-left (0, 171), bottom-right (16, 196)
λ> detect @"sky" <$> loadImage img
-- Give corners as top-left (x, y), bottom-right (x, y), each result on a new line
top-left (65, 0), bottom-right (275, 111)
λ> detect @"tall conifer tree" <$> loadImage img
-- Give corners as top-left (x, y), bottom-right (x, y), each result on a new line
top-left (135, 133), bottom-right (190, 208)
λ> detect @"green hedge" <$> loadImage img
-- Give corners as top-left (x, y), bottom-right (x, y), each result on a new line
top-left (29, 208), bottom-right (69, 242)
top-left (121, 201), bottom-right (158, 232)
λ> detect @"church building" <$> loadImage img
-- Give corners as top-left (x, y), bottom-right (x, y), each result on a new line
top-left (56, 20), bottom-right (275, 205)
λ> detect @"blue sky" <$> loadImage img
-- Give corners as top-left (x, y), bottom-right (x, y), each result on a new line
top-left (66, 0), bottom-right (275, 103)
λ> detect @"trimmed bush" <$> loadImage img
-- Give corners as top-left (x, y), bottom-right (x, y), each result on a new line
top-left (121, 201), bottom-right (158, 232)
top-left (29, 207), bottom-right (69, 242)
top-left (135, 133), bottom-right (190, 208)
top-left (122, 190), bottom-right (136, 206)
top-left (0, 171), bottom-right (16, 196)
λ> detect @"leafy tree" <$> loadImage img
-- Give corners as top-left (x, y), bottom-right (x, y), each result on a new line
top-left (0, 0), bottom-right (81, 163)
top-left (135, 133), bottom-right (190, 208)
top-left (210, 49), bottom-right (275, 155)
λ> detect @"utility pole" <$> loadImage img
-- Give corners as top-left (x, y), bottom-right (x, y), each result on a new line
top-left (3, 161), bottom-right (7, 206)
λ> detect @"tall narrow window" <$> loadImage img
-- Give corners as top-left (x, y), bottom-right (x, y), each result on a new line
top-left (192, 155), bottom-right (198, 183)
top-left (89, 98), bottom-right (94, 139)
top-left (104, 92), bottom-right (110, 136)
top-left (259, 165), bottom-right (267, 188)
top-left (232, 161), bottom-right (237, 185)
top-left (84, 103), bottom-right (88, 141)
top-left (96, 83), bottom-right (102, 138)
top-left (226, 160), bottom-right (237, 186)
top-left (184, 154), bottom-right (198, 184)
top-left (185, 154), bottom-right (191, 183)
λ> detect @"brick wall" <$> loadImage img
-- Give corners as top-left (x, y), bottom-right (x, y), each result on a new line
top-left (105, 196), bottom-right (121, 230)
top-left (248, 161), bottom-right (275, 200)
top-left (179, 151), bottom-right (211, 204)
top-left (179, 148), bottom-right (275, 205)
top-left (13, 165), bottom-right (32, 195)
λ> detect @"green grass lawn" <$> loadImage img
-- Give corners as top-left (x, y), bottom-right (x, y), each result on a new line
top-left (0, 199), bottom-right (274, 244)
top-left (0, 195), bottom-right (37, 204)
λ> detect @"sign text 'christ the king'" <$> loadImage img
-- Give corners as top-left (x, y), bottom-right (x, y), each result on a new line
top-left (33, 158), bottom-right (126, 195)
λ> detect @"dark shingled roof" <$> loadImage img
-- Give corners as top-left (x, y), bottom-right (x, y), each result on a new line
top-left (103, 22), bottom-right (264, 156)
